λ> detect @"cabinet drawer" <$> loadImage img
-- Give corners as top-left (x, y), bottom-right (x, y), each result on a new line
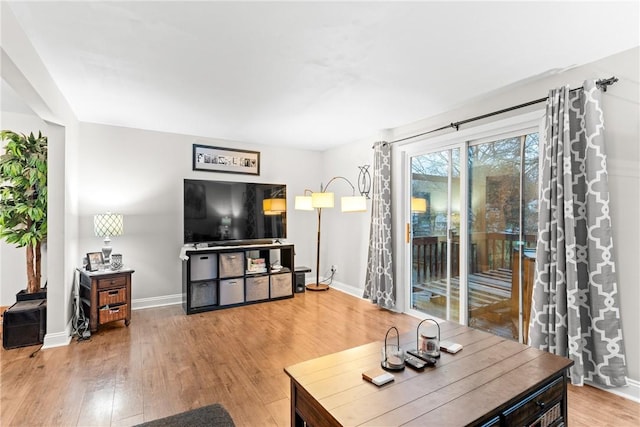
top-left (191, 281), bottom-right (217, 308)
top-left (97, 275), bottom-right (127, 289)
top-left (99, 304), bottom-right (128, 324)
top-left (219, 279), bottom-right (244, 305)
top-left (190, 254), bottom-right (218, 280)
top-left (502, 377), bottom-right (564, 426)
top-left (219, 252), bottom-right (244, 278)
top-left (98, 288), bottom-right (126, 306)
top-left (246, 276), bottom-right (269, 302)
top-left (270, 273), bottom-right (292, 298)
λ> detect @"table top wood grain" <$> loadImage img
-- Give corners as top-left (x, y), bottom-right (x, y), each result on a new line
top-left (284, 321), bottom-right (573, 426)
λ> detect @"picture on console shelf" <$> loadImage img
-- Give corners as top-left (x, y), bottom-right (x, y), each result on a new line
top-left (193, 143), bottom-right (260, 175)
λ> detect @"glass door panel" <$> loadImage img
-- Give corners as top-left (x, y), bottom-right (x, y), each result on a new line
top-left (411, 148), bottom-right (460, 321)
top-left (467, 133), bottom-right (538, 342)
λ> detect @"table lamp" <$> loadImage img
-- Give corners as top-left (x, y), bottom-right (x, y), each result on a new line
top-left (94, 213), bottom-right (124, 266)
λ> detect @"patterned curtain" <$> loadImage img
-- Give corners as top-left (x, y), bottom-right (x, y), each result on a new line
top-left (529, 80), bottom-right (628, 387)
top-left (363, 141), bottom-right (395, 309)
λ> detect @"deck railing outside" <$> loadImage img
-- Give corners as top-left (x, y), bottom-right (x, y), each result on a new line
top-left (412, 232), bottom-right (536, 280)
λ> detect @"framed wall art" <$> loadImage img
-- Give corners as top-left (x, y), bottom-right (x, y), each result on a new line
top-left (192, 144), bottom-right (260, 175)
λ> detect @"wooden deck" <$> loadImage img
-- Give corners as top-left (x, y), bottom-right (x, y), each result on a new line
top-left (412, 268), bottom-right (515, 339)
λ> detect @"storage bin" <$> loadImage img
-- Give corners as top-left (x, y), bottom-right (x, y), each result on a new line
top-left (219, 252), bottom-right (244, 278)
top-left (270, 273), bottom-right (292, 298)
top-left (99, 304), bottom-right (128, 323)
top-left (98, 288), bottom-right (126, 306)
top-left (190, 281), bottom-right (218, 308)
top-left (190, 254), bottom-right (218, 280)
top-left (246, 276), bottom-right (269, 302)
top-left (219, 278), bottom-right (244, 305)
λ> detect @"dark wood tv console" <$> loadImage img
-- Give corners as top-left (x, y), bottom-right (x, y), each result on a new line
top-left (181, 243), bottom-right (295, 314)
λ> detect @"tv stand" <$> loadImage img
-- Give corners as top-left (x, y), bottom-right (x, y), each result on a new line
top-left (182, 242), bottom-right (295, 314)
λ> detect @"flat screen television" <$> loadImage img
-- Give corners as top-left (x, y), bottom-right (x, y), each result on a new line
top-left (183, 179), bottom-right (286, 245)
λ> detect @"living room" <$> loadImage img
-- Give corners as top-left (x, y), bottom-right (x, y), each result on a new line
top-left (1, 2), bottom-right (639, 426)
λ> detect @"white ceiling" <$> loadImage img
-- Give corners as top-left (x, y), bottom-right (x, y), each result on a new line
top-left (6, 1), bottom-right (639, 150)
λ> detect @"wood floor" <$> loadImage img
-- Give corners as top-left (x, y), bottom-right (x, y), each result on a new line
top-left (1, 290), bottom-right (638, 426)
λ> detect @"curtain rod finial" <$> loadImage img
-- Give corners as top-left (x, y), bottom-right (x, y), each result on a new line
top-left (596, 76), bottom-right (618, 92)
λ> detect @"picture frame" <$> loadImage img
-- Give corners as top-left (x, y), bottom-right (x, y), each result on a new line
top-left (192, 144), bottom-right (260, 175)
top-left (86, 252), bottom-right (104, 272)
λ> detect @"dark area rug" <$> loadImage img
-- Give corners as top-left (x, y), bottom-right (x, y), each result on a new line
top-left (135, 403), bottom-right (235, 427)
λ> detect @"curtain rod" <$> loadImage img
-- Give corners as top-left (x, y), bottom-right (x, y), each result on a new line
top-left (389, 76), bottom-right (619, 145)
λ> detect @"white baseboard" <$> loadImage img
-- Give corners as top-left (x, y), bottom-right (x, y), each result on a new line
top-left (325, 280), bottom-right (364, 298)
top-left (131, 293), bottom-right (182, 310)
top-left (587, 377), bottom-right (640, 403)
top-left (42, 324), bottom-right (72, 349)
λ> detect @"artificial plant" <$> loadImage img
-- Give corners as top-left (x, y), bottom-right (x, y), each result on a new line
top-left (0, 130), bottom-right (48, 294)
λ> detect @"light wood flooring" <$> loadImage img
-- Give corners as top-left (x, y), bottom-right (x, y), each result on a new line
top-left (1, 290), bottom-right (638, 426)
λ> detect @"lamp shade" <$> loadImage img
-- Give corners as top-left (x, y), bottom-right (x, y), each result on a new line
top-left (295, 196), bottom-right (314, 211)
top-left (311, 192), bottom-right (334, 208)
top-left (94, 213), bottom-right (124, 237)
top-left (341, 196), bottom-right (367, 212)
top-left (411, 197), bottom-right (427, 213)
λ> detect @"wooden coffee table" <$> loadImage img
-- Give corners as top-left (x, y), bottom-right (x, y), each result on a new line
top-left (284, 321), bottom-right (573, 426)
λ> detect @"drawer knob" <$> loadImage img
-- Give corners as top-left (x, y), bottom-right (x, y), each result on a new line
top-left (536, 401), bottom-right (545, 409)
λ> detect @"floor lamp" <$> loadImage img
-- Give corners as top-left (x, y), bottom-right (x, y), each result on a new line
top-left (295, 176), bottom-right (367, 291)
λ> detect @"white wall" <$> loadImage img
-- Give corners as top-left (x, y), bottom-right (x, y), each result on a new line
top-left (2, 3), bottom-right (81, 347)
top-left (317, 135), bottom-right (386, 296)
top-left (76, 123), bottom-right (321, 303)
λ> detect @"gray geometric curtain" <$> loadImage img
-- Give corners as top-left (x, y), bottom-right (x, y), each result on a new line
top-left (529, 80), bottom-right (628, 387)
top-left (363, 141), bottom-right (395, 309)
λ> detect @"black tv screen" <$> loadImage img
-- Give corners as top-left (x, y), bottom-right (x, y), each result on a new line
top-left (183, 179), bottom-right (286, 245)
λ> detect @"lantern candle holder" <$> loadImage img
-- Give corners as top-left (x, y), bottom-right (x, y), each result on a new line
top-left (381, 326), bottom-right (405, 372)
top-left (407, 318), bottom-right (440, 363)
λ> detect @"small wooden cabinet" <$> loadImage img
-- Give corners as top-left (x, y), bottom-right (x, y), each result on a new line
top-left (78, 268), bottom-right (133, 332)
top-left (182, 243), bottom-right (295, 314)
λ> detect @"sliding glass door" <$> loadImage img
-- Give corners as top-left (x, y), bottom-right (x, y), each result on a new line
top-left (467, 133), bottom-right (539, 342)
top-left (407, 126), bottom-right (539, 343)
top-left (410, 148), bottom-right (461, 321)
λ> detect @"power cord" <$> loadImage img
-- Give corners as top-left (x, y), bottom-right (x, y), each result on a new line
top-left (30, 344), bottom-right (43, 358)
top-left (71, 269), bottom-right (91, 342)
top-left (71, 298), bottom-right (91, 341)
top-left (320, 269), bottom-right (336, 285)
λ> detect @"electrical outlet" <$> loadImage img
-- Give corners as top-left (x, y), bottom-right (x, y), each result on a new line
top-left (331, 265), bottom-right (337, 273)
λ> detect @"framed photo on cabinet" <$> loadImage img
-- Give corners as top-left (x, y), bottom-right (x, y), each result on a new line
top-left (86, 252), bottom-right (104, 272)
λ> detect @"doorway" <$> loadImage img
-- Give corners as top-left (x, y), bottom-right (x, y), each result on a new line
top-left (406, 122), bottom-right (540, 343)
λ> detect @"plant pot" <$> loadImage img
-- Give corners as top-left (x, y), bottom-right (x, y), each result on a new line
top-left (16, 288), bottom-right (47, 302)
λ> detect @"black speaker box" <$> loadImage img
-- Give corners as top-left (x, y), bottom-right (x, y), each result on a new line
top-left (295, 272), bottom-right (306, 293)
top-left (2, 299), bottom-right (47, 349)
